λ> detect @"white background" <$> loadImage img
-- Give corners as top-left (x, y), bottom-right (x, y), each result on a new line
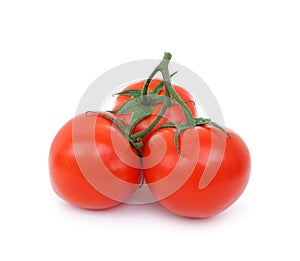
top-left (1, 0), bottom-right (299, 260)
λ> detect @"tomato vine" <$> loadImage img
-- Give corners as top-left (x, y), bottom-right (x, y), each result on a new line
top-left (88, 52), bottom-right (230, 155)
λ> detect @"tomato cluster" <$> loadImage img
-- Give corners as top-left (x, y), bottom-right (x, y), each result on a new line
top-left (49, 53), bottom-right (251, 218)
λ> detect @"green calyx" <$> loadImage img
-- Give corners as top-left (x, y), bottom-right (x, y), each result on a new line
top-left (159, 118), bottom-right (231, 154)
top-left (109, 94), bottom-right (173, 138)
top-left (87, 52), bottom-right (231, 156)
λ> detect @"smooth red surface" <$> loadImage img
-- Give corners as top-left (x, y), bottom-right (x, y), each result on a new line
top-left (143, 126), bottom-right (251, 218)
top-left (49, 113), bottom-right (141, 209)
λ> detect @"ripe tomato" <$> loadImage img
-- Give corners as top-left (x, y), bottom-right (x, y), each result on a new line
top-left (49, 113), bottom-right (141, 209)
top-left (112, 79), bottom-right (197, 143)
top-left (143, 126), bottom-right (250, 218)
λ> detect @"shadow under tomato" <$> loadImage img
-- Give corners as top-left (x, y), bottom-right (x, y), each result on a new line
top-left (54, 195), bottom-right (249, 226)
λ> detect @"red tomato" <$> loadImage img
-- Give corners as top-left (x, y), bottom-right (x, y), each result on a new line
top-left (143, 126), bottom-right (250, 218)
top-left (49, 113), bottom-right (141, 209)
top-left (112, 79), bottom-right (197, 143)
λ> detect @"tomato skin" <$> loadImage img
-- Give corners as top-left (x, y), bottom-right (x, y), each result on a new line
top-left (143, 127), bottom-right (251, 218)
top-left (49, 113), bottom-right (141, 209)
top-left (112, 79), bottom-right (197, 143)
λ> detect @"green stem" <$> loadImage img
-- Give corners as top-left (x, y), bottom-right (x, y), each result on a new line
top-left (132, 52), bottom-right (195, 140)
top-left (141, 67), bottom-right (160, 97)
top-left (158, 54), bottom-right (195, 125)
top-left (131, 101), bottom-right (169, 140)
top-left (140, 53), bottom-right (173, 103)
top-left (131, 53), bottom-right (175, 140)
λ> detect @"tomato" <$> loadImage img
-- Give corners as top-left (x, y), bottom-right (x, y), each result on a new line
top-left (112, 79), bottom-right (197, 143)
top-left (143, 126), bottom-right (251, 218)
top-left (49, 113), bottom-right (141, 209)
